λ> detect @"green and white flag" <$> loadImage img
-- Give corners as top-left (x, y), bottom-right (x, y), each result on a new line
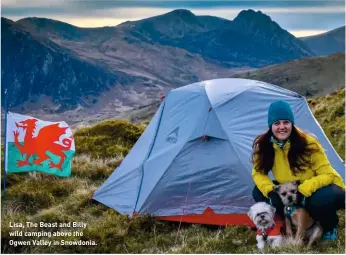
top-left (5, 112), bottom-right (75, 177)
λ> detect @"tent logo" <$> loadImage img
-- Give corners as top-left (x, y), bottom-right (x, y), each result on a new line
top-left (166, 127), bottom-right (179, 144)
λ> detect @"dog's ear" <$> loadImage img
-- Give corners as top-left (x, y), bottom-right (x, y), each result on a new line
top-left (273, 185), bottom-right (280, 193)
top-left (247, 207), bottom-right (254, 220)
top-left (270, 205), bottom-right (276, 215)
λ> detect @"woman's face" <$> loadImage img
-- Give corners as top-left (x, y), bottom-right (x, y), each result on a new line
top-left (271, 120), bottom-right (292, 141)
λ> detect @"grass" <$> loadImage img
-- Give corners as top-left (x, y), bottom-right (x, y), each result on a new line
top-left (307, 88), bottom-right (345, 160)
top-left (1, 90), bottom-right (345, 253)
top-left (74, 120), bottom-right (145, 159)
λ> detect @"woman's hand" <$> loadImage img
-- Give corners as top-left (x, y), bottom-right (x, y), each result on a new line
top-left (296, 191), bottom-right (306, 206)
top-left (268, 190), bottom-right (284, 211)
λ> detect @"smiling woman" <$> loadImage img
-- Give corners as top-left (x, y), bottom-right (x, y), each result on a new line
top-left (271, 120), bottom-right (292, 141)
top-left (251, 100), bottom-right (345, 242)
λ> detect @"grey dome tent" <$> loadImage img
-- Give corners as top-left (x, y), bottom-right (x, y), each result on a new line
top-left (93, 78), bottom-right (344, 225)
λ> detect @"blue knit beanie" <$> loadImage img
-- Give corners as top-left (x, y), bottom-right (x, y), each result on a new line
top-left (268, 100), bottom-right (294, 127)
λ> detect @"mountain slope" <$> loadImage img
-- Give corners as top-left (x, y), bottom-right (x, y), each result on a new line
top-left (16, 17), bottom-right (119, 41)
top-left (112, 52), bottom-right (345, 125)
top-left (231, 10), bottom-right (313, 56)
top-left (300, 26), bottom-right (345, 56)
top-left (16, 9), bottom-right (315, 68)
top-left (1, 9), bottom-right (320, 114)
top-left (232, 52), bottom-right (345, 97)
top-left (1, 17), bottom-right (146, 111)
top-left (121, 9), bottom-right (314, 67)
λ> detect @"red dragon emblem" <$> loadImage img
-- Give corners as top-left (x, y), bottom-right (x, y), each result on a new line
top-left (13, 118), bottom-right (73, 170)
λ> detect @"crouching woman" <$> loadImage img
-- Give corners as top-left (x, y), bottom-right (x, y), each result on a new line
top-left (251, 100), bottom-right (345, 241)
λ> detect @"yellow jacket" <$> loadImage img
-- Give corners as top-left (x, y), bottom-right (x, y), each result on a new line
top-left (252, 132), bottom-right (345, 197)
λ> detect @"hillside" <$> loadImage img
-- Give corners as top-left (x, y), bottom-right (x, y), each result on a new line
top-left (89, 53), bottom-right (345, 126)
top-left (300, 26), bottom-right (345, 56)
top-left (307, 88), bottom-right (345, 158)
top-left (232, 53), bottom-right (345, 97)
top-left (1, 89), bottom-right (345, 254)
top-left (2, 8), bottom-right (317, 113)
top-left (1, 17), bottom-right (134, 111)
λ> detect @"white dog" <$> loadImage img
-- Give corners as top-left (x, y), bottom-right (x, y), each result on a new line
top-left (248, 202), bottom-right (283, 250)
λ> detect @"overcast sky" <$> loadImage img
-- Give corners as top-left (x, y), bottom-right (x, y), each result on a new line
top-left (2, 0), bottom-right (345, 37)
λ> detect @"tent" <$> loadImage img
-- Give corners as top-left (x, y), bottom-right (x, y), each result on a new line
top-left (93, 78), bottom-right (345, 226)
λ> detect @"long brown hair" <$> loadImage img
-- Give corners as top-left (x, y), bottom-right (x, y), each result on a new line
top-left (251, 125), bottom-right (318, 175)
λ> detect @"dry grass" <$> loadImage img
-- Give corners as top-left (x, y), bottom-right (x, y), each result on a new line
top-left (308, 88), bottom-right (345, 160)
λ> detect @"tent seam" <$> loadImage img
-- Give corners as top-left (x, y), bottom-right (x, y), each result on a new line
top-left (133, 100), bottom-right (166, 213)
top-left (213, 85), bottom-right (255, 108)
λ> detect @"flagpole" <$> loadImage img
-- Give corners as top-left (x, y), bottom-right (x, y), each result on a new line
top-left (3, 89), bottom-right (8, 199)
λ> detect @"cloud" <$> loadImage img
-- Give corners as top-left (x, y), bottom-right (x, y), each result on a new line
top-left (2, 1), bottom-right (344, 31)
top-left (2, 0), bottom-right (69, 8)
top-left (2, 0), bottom-right (344, 15)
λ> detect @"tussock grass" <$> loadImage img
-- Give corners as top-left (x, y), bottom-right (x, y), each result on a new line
top-left (6, 177), bottom-right (82, 214)
top-left (72, 154), bottom-right (122, 180)
top-left (74, 120), bottom-right (144, 159)
top-left (308, 88), bottom-right (345, 160)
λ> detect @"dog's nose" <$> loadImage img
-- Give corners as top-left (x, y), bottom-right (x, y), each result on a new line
top-left (288, 196), bottom-right (293, 202)
top-left (260, 215), bottom-right (265, 219)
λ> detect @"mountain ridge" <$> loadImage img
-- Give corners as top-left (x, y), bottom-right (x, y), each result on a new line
top-left (300, 26), bottom-right (345, 55)
top-left (1, 9), bottom-right (342, 115)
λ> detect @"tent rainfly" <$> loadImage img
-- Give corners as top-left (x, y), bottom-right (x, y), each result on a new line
top-left (93, 78), bottom-right (345, 226)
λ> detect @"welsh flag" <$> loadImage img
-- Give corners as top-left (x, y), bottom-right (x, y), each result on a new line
top-left (5, 112), bottom-right (75, 177)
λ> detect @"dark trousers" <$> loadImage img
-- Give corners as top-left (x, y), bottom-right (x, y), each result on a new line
top-left (253, 183), bottom-right (345, 232)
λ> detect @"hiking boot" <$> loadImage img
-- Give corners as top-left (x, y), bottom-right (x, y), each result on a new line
top-left (322, 227), bottom-right (337, 241)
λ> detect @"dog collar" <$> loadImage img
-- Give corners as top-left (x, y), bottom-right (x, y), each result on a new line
top-left (260, 229), bottom-right (269, 241)
top-left (285, 205), bottom-right (299, 218)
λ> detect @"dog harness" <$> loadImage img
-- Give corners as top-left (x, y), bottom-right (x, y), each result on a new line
top-left (285, 205), bottom-right (299, 230)
top-left (257, 225), bottom-right (281, 241)
top-left (285, 205), bottom-right (298, 218)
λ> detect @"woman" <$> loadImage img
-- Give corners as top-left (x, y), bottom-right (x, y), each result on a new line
top-left (251, 100), bottom-right (345, 241)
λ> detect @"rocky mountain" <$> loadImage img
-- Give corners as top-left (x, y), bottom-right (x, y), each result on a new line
top-left (300, 26), bottom-right (345, 56)
top-left (120, 9), bottom-right (314, 67)
top-left (0, 9), bottom-right (326, 116)
top-left (1, 17), bottom-right (145, 111)
top-left (232, 52), bottom-right (345, 97)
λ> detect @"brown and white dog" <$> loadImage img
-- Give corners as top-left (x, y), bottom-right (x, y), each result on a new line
top-left (274, 181), bottom-right (323, 247)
